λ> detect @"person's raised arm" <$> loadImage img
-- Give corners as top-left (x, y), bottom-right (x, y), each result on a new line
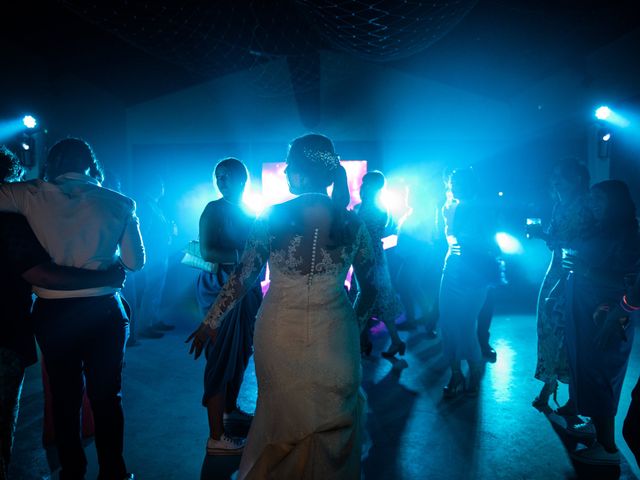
top-left (187, 214), bottom-right (270, 358)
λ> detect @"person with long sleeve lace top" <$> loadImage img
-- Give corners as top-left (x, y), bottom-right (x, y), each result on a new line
top-left (187, 133), bottom-right (377, 479)
top-left (528, 159), bottom-right (592, 414)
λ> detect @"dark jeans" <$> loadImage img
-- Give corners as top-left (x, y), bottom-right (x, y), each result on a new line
top-left (477, 286), bottom-right (495, 347)
top-left (32, 294), bottom-right (129, 480)
top-left (624, 375), bottom-right (640, 468)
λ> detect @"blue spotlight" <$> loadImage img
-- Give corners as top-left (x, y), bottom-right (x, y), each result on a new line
top-left (595, 106), bottom-right (611, 120)
top-left (22, 115), bottom-right (37, 129)
top-left (495, 232), bottom-right (523, 255)
top-left (594, 105), bottom-right (630, 128)
top-left (379, 187), bottom-right (403, 213)
top-left (602, 132), bottom-right (611, 142)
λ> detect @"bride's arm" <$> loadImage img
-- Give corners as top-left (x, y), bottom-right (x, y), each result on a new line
top-left (352, 222), bottom-right (378, 331)
top-left (204, 216), bottom-right (269, 329)
top-left (187, 215), bottom-right (269, 358)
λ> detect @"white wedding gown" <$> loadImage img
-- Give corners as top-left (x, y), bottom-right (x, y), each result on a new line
top-left (203, 194), bottom-right (377, 479)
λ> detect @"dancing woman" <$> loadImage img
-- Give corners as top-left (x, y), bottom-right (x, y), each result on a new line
top-left (438, 167), bottom-right (500, 397)
top-left (530, 159), bottom-right (592, 413)
top-left (194, 158), bottom-right (263, 454)
top-left (355, 170), bottom-right (405, 358)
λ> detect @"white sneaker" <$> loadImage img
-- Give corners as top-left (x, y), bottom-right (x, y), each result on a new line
top-left (206, 434), bottom-right (245, 456)
top-left (570, 442), bottom-right (620, 465)
top-left (223, 408), bottom-right (254, 425)
top-left (566, 420), bottom-right (597, 441)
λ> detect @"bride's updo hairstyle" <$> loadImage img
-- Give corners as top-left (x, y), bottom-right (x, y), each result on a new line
top-left (286, 133), bottom-right (341, 189)
top-left (284, 133), bottom-right (354, 247)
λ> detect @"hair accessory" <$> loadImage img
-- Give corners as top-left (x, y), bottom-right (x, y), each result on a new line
top-left (303, 148), bottom-right (340, 171)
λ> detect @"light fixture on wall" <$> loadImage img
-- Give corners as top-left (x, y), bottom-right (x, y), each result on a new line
top-left (597, 127), bottom-right (612, 158)
top-left (595, 106), bottom-right (611, 120)
top-left (22, 115), bottom-right (37, 129)
top-left (19, 113), bottom-right (43, 169)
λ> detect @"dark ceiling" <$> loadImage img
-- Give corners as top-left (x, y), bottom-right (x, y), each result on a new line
top-left (2, 0), bottom-right (640, 107)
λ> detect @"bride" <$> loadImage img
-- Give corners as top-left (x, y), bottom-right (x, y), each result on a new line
top-left (187, 133), bottom-right (377, 479)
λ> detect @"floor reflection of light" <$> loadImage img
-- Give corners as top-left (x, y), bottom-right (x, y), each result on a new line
top-left (489, 338), bottom-right (515, 403)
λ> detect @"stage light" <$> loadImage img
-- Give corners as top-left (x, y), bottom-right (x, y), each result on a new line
top-left (379, 188), bottom-right (402, 212)
top-left (594, 105), bottom-right (630, 128)
top-left (495, 232), bottom-right (523, 255)
top-left (595, 106), bottom-right (611, 120)
top-left (242, 189), bottom-right (265, 215)
top-left (498, 191), bottom-right (504, 197)
top-left (21, 142), bottom-right (30, 150)
top-left (22, 115), bottom-right (37, 129)
top-left (602, 132), bottom-right (611, 142)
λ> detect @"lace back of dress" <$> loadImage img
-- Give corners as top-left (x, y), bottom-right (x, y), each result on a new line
top-left (268, 197), bottom-right (353, 282)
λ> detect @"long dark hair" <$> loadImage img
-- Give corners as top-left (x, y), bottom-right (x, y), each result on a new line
top-left (43, 137), bottom-right (104, 183)
top-left (591, 180), bottom-right (639, 236)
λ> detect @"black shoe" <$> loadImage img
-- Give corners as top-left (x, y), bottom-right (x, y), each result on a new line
top-left (443, 372), bottom-right (465, 399)
top-left (138, 327), bottom-right (164, 339)
top-left (154, 321), bottom-right (175, 331)
top-left (481, 344), bottom-right (497, 362)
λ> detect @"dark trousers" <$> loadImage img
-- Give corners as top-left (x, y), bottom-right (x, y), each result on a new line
top-left (0, 349), bottom-right (25, 480)
top-left (624, 376), bottom-right (640, 468)
top-left (477, 286), bottom-right (495, 347)
top-left (32, 294), bottom-right (129, 480)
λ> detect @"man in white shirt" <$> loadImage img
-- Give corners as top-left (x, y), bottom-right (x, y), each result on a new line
top-left (0, 137), bottom-right (145, 480)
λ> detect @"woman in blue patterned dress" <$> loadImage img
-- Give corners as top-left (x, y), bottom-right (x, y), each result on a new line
top-left (355, 170), bottom-right (406, 358)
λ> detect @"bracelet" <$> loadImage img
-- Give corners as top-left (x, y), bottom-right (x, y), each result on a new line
top-left (620, 295), bottom-right (640, 313)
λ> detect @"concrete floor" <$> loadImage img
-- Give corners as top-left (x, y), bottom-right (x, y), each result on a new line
top-left (11, 312), bottom-right (640, 480)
